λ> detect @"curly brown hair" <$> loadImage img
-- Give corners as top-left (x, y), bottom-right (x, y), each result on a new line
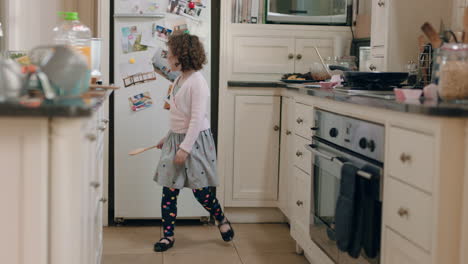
top-left (167, 33), bottom-right (207, 72)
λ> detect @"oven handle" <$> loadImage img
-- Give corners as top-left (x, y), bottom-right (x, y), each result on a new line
top-left (305, 144), bottom-right (373, 180)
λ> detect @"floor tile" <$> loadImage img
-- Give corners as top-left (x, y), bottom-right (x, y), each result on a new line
top-left (239, 252), bottom-right (309, 264)
top-left (103, 226), bottom-right (161, 254)
top-left (232, 223), bottom-right (292, 240)
top-left (163, 252), bottom-right (242, 264)
top-left (102, 253), bottom-right (163, 264)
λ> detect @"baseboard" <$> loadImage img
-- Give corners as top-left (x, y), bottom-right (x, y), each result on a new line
top-left (224, 207), bottom-right (288, 223)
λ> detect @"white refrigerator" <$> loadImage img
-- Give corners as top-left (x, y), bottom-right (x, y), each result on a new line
top-left (112, 0), bottom-right (211, 220)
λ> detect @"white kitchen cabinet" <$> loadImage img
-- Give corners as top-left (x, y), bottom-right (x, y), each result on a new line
top-left (383, 228), bottom-right (430, 264)
top-left (279, 97), bottom-right (294, 218)
top-left (294, 38), bottom-right (334, 74)
top-left (232, 95), bottom-right (281, 203)
top-left (1, 99), bottom-right (108, 264)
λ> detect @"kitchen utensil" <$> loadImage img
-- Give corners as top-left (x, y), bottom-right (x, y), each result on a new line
top-left (30, 45), bottom-right (90, 97)
top-left (310, 62), bottom-right (331, 81)
top-left (421, 22), bottom-right (443, 48)
top-left (343, 71), bottom-right (409, 90)
top-left (314, 46), bottom-right (332, 76)
top-left (463, 8), bottom-right (468, 43)
top-left (0, 58), bottom-right (25, 101)
top-left (128, 145), bottom-right (159, 156)
top-left (89, 84), bottom-right (119, 90)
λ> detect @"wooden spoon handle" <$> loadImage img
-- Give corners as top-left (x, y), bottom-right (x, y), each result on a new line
top-left (128, 145), bottom-right (158, 156)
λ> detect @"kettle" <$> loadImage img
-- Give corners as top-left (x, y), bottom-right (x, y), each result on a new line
top-left (0, 58), bottom-right (25, 102)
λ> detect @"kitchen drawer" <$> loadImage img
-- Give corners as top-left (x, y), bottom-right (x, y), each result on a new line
top-left (384, 177), bottom-right (432, 251)
top-left (294, 135), bottom-right (311, 174)
top-left (292, 167), bottom-right (310, 236)
top-left (383, 228), bottom-right (431, 264)
top-left (294, 102), bottom-right (314, 139)
top-left (388, 126), bottom-right (434, 193)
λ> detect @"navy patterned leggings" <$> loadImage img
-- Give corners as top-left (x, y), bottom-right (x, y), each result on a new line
top-left (161, 187), bottom-right (225, 237)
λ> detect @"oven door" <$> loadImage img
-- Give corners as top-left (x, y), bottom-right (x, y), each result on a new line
top-left (307, 139), bottom-right (382, 264)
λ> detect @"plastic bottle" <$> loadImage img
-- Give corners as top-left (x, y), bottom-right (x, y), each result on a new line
top-left (53, 12), bottom-right (92, 68)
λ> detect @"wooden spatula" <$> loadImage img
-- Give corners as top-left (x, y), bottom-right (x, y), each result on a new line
top-left (128, 145), bottom-right (159, 156)
top-left (421, 22), bottom-right (443, 48)
top-left (463, 7), bottom-right (468, 43)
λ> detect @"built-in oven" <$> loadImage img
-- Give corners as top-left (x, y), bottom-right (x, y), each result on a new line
top-left (306, 109), bottom-right (384, 264)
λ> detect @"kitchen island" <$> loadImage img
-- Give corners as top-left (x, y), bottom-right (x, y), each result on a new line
top-left (218, 81), bottom-right (468, 264)
top-left (0, 93), bottom-right (110, 264)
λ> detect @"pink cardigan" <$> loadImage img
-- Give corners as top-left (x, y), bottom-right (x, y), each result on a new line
top-left (169, 71), bottom-right (210, 153)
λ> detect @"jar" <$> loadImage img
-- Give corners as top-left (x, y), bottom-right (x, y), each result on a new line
top-left (434, 43), bottom-right (468, 100)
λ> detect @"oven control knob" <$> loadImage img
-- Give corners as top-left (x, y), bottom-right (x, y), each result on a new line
top-left (329, 128), bottom-right (338, 138)
top-left (359, 138), bottom-right (367, 149)
top-left (368, 140), bottom-right (376, 152)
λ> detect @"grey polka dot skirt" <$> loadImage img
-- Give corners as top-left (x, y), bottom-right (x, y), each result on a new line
top-left (154, 129), bottom-right (218, 189)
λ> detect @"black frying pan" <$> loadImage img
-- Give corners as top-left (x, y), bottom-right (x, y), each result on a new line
top-left (344, 72), bottom-right (409, 90)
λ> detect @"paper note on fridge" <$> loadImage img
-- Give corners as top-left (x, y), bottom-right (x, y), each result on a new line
top-left (119, 61), bottom-right (157, 88)
top-left (129, 92), bottom-right (153, 112)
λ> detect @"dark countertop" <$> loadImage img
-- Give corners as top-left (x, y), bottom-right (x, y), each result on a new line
top-left (0, 93), bottom-right (109, 118)
top-left (228, 81), bottom-right (468, 117)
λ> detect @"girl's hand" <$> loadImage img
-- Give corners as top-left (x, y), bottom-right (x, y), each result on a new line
top-left (156, 138), bottom-right (165, 149)
top-left (174, 149), bottom-right (189, 165)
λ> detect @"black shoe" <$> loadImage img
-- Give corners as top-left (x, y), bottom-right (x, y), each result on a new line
top-left (218, 219), bottom-right (235, 242)
top-left (154, 237), bottom-right (175, 252)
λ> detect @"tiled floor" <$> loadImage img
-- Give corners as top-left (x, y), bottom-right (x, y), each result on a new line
top-left (102, 223), bottom-right (309, 264)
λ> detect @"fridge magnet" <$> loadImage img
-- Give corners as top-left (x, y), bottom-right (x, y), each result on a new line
top-left (152, 47), bottom-right (180, 82)
top-left (121, 26), bottom-right (148, 54)
top-left (120, 61), bottom-right (157, 88)
top-left (155, 25), bottom-right (173, 42)
top-left (128, 92), bottom-right (153, 112)
top-left (167, 0), bottom-right (205, 19)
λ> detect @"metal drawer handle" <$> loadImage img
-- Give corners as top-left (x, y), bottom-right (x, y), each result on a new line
top-left (296, 118), bottom-right (303, 124)
top-left (296, 54), bottom-right (302, 60)
top-left (274, 125), bottom-right (280, 131)
top-left (378, 0), bottom-right (385, 7)
top-left (86, 134), bottom-right (97, 141)
top-left (98, 124), bottom-right (107, 131)
top-left (286, 130), bottom-right (292, 135)
top-left (400, 153), bottom-right (412, 163)
top-left (288, 53), bottom-right (294, 59)
top-left (100, 198), bottom-right (108, 203)
top-left (101, 118), bottom-right (109, 124)
top-left (296, 200), bottom-right (303, 206)
top-left (398, 207), bottom-right (409, 218)
top-left (369, 64), bottom-right (377, 71)
top-left (90, 182), bottom-right (101, 188)
top-left (296, 151), bottom-right (303, 157)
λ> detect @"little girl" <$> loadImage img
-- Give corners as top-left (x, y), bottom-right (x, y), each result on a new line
top-left (153, 33), bottom-right (233, 252)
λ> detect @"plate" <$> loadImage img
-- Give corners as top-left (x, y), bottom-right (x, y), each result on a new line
top-left (280, 79), bottom-right (314, 84)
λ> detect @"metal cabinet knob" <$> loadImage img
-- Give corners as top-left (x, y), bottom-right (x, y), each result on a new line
top-left (98, 124), bottom-right (107, 131)
top-left (86, 134), bottom-right (97, 141)
top-left (296, 118), bottom-right (303, 124)
top-left (288, 53), bottom-right (294, 59)
top-left (296, 200), bottom-right (303, 206)
top-left (369, 64), bottom-right (377, 71)
top-left (400, 153), bottom-right (412, 163)
top-left (101, 118), bottom-right (109, 124)
top-left (296, 54), bottom-right (302, 60)
top-left (296, 151), bottom-right (303, 157)
top-left (99, 198), bottom-right (108, 203)
top-left (90, 181), bottom-right (101, 188)
top-left (398, 207), bottom-right (409, 217)
top-left (274, 125), bottom-right (280, 131)
top-left (286, 130), bottom-right (292, 135)
top-left (378, 0), bottom-right (385, 7)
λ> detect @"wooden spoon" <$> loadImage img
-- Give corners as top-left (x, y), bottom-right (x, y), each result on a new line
top-left (421, 22), bottom-right (443, 48)
top-left (463, 7), bottom-right (468, 43)
top-left (128, 145), bottom-right (159, 156)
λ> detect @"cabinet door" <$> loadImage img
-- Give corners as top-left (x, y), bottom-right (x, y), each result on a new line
top-left (383, 228), bottom-right (430, 264)
top-left (292, 167), bottom-right (310, 235)
top-left (371, 0), bottom-right (387, 48)
top-left (233, 96), bottom-right (281, 201)
top-left (232, 36), bottom-right (295, 74)
top-left (279, 97), bottom-right (294, 217)
top-left (295, 38), bottom-right (334, 74)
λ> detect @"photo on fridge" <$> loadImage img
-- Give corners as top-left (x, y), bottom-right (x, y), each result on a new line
top-left (121, 25), bottom-right (148, 53)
